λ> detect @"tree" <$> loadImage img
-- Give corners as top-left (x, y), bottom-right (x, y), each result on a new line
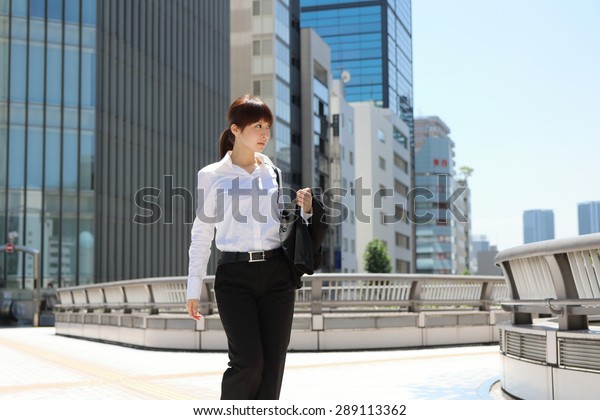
top-left (458, 166), bottom-right (474, 183)
top-left (363, 239), bottom-right (392, 273)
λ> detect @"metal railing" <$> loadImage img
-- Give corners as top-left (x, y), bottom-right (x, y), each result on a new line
top-left (55, 273), bottom-right (507, 315)
top-left (495, 232), bottom-right (600, 330)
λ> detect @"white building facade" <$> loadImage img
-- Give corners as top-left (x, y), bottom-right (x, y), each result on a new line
top-left (351, 102), bottom-right (412, 273)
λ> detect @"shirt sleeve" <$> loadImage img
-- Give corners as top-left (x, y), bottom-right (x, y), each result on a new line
top-left (300, 207), bottom-right (313, 225)
top-left (187, 170), bottom-right (217, 300)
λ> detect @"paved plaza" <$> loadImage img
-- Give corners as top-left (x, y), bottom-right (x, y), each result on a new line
top-left (0, 326), bottom-right (503, 400)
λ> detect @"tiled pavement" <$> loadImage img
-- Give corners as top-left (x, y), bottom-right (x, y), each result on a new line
top-left (0, 326), bottom-right (504, 400)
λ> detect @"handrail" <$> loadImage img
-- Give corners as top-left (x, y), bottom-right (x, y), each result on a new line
top-left (501, 298), bottom-right (600, 307)
top-left (494, 233), bottom-right (600, 330)
top-left (55, 273), bottom-right (507, 315)
top-left (495, 232), bottom-right (600, 263)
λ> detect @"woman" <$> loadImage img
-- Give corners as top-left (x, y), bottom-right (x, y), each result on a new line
top-left (186, 95), bottom-right (314, 400)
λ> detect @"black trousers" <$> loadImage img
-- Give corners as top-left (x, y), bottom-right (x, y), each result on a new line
top-left (215, 252), bottom-right (296, 400)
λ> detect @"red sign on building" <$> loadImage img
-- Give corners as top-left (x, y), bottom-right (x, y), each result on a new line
top-left (5, 243), bottom-right (14, 253)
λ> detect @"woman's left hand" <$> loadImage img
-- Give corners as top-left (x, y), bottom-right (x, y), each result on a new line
top-left (297, 188), bottom-right (313, 214)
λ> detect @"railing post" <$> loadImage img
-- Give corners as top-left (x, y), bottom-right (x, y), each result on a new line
top-left (498, 261), bottom-right (518, 301)
top-left (147, 284), bottom-right (159, 315)
top-left (408, 280), bottom-right (422, 312)
top-left (85, 290), bottom-right (94, 313)
top-left (547, 253), bottom-right (589, 330)
top-left (479, 281), bottom-right (492, 311)
top-left (558, 314), bottom-right (587, 330)
top-left (311, 278), bottom-right (322, 315)
top-left (122, 286), bottom-right (132, 314)
top-left (101, 288), bottom-right (111, 313)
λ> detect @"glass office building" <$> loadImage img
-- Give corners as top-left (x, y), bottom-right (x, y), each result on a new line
top-left (523, 209), bottom-right (555, 244)
top-left (1, 0), bottom-right (230, 288)
top-left (578, 201), bottom-right (600, 235)
top-left (0, 0), bottom-right (97, 289)
top-left (300, 0), bottom-right (412, 121)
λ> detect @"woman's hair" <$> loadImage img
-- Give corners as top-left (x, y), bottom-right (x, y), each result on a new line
top-left (219, 95), bottom-right (274, 159)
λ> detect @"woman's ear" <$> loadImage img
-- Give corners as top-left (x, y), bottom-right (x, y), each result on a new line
top-left (230, 124), bottom-right (240, 136)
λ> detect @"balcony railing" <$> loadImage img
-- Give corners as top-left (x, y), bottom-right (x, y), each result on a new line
top-left (495, 232), bottom-right (600, 330)
top-left (55, 273), bottom-right (507, 315)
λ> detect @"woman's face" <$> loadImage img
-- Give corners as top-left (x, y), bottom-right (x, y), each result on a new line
top-left (233, 119), bottom-right (271, 153)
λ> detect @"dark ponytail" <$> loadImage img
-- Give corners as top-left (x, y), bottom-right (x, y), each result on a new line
top-left (219, 127), bottom-right (235, 159)
top-left (218, 94), bottom-right (274, 159)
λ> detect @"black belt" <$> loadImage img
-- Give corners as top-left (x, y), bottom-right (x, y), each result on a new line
top-left (218, 247), bottom-right (284, 264)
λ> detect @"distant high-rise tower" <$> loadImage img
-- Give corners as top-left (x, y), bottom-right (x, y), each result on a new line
top-left (413, 116), bottom-right (468, 274)
top-left (523, 210), bottom-right (555, 244)
top-left (578, 201), bottom-right (600, 235)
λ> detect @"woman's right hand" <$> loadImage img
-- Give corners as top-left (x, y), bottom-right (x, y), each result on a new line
top-left (186, 299), bottom-right (202, 320)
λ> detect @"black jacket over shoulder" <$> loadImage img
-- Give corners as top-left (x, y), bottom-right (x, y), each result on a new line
top-left (279, 194), bottom-right (327, 289)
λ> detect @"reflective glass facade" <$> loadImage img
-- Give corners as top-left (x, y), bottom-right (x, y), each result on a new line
top-left (274, 0), bottom-right (292, 181)
top-left (578, 201), bottom-right (600, 235)
top-left (300, 0), bottom-right (412, 120)
top-left (1, 0), bottom-right (230, 288)
top-left (0, 0), bottom-right (96, 289)
top-left (523, 210), bottom-right (555, 244)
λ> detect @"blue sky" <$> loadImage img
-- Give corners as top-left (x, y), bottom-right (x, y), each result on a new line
top-left (412, 0), bottom-right (600, 250)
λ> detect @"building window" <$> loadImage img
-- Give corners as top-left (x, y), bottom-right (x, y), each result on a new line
top-left (314, 61), bottom-right (328, 86)
top-left (396, 259), bottom-right (409, 273)
top-left (252, 80), bottom-right (273, 97)
top-left (253, 39), bottom-right (273, 56)
top-left (394, 179), bottom-right (408, 197)
top-left (349, 151), bottom-right (354, 165)
top-left (351, 240), bottom-right (355, 253)
top-left (379, 156), bottom-right (386, 170)
top-left (252, 0), bottom-right (261, 16)
top-left (396, 232), bottom-right (410, 248)
top-left (378, 128), bottom-right (385, 143)
top-left (343, 238), bottom-right (348, 252)
top-left (394, 152), bottom-right (408, 172)
top-left (393, 127), bottom-right (407, 148)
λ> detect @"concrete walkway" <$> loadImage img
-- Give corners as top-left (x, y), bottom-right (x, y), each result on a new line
top-left (0, 326), bottom-right (503, 400)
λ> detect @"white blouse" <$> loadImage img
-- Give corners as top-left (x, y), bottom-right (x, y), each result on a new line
top-left (187, 151), bottom-right (311, 300)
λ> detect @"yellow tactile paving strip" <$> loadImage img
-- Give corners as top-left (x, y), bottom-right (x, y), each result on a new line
top-left (0, 335), bottom-right (199, 400)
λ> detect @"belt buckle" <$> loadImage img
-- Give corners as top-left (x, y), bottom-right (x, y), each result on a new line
top-left (249, 251), bottom-right (266, 262)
